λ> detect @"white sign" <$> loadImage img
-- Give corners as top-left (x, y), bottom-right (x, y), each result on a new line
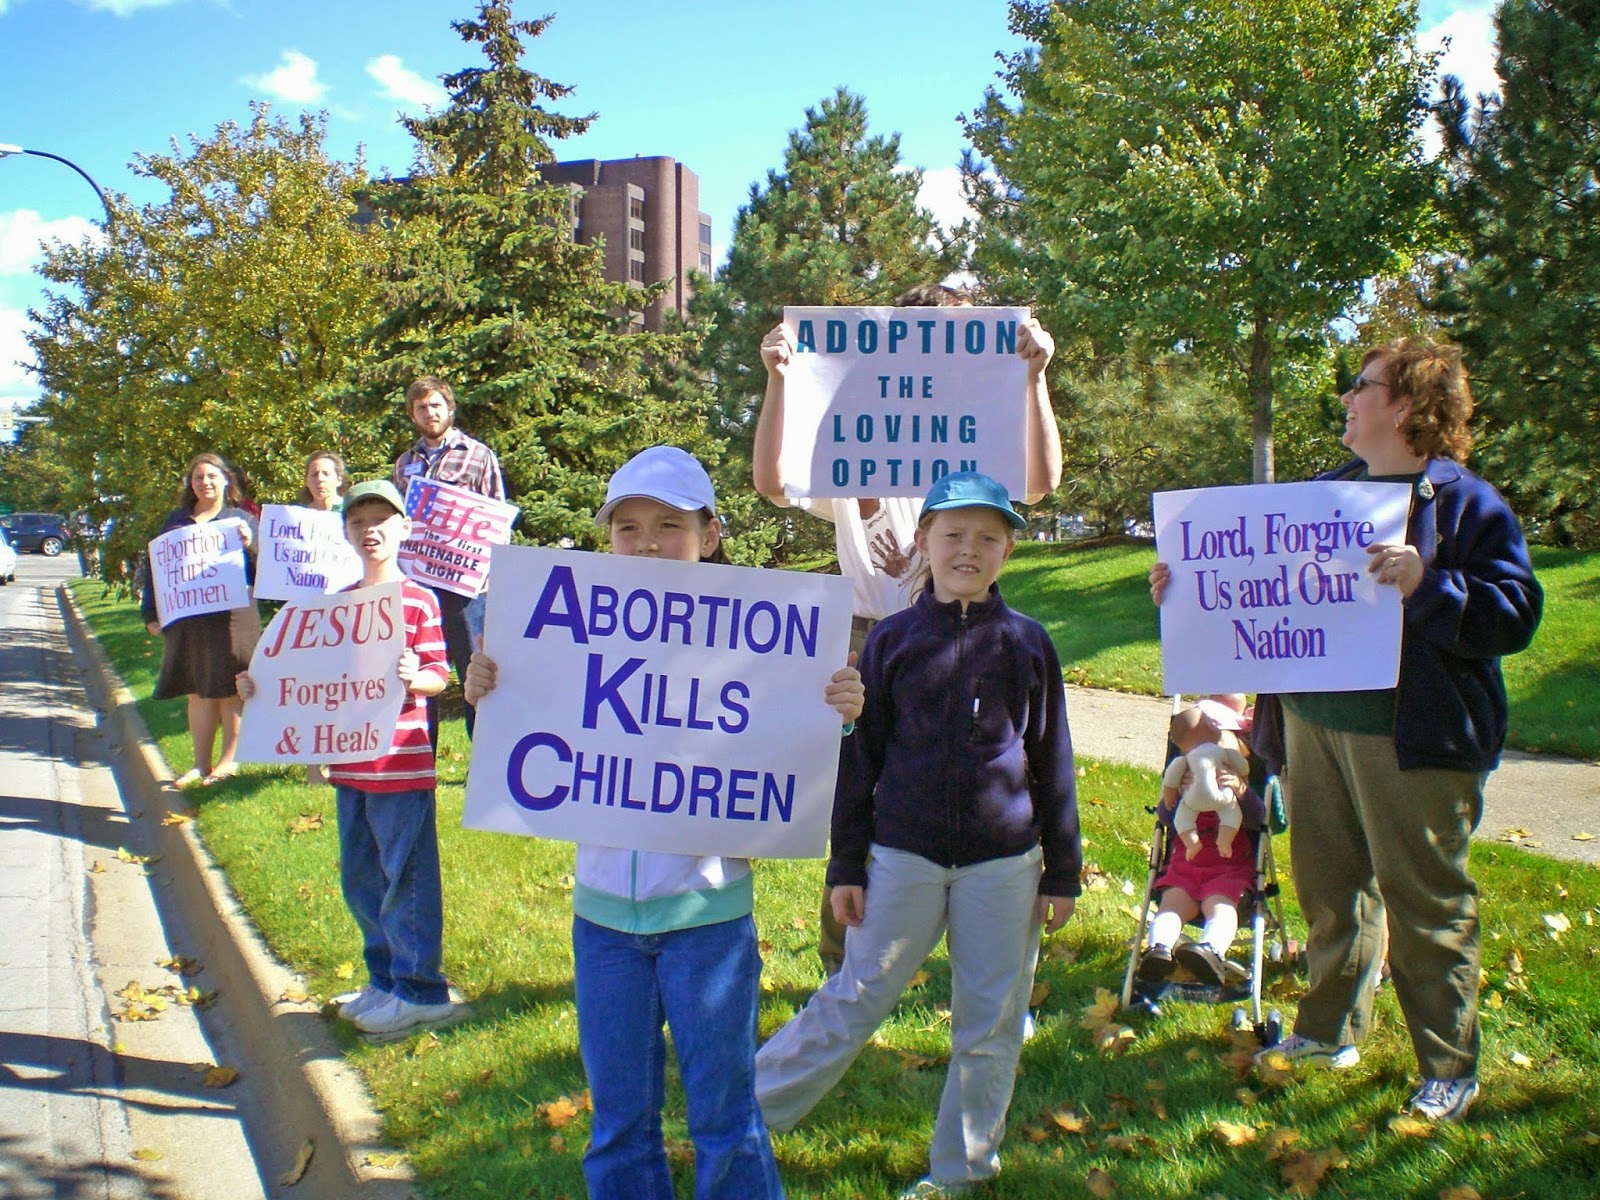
top-left (464, 546), bottom-right (855, 859)
top-left (398, 477), bottom-right (519, 598)
top-left (779, 305), bottom-right (1030, 499)
top-left (236, 582), bottom-right (407, 764)
top-left (254, 505), bottom-right (363, 602)
top-left (148, 521), bottom-right (251, 628)
top-left (1154, 481), bottom-right (1411, 694)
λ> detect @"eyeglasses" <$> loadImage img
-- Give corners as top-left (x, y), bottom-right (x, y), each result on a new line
top-left (1349, 375), bottom-right (1392, 396)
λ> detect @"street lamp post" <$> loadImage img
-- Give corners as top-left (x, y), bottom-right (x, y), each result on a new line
top-left (0, 143), bottom-right (113, 223)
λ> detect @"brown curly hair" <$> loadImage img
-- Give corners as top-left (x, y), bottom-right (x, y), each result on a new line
top-left (1362, 337), bottom-right (1474, 463)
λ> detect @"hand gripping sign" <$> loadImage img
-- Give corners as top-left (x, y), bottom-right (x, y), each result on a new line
top-left (236, 582), bottom-right (407, 764)
top-left (148, 520), bottom-right (251, 628)
top-left (1153, 481), bottom-right (1411, 695)
top-left (254, 504), bottom-right (363, 602)
top-left (464, 546), bottom-right (854, 860)
top-left (779, 305), bottom-right (1030, 499)
top-left (397, 476), bottom-right (520, 599)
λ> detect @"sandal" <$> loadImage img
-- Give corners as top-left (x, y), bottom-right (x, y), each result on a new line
top-left (202, 764), bottom-right (239, 786)
top-left (171, 768), bottom-right (205, 789)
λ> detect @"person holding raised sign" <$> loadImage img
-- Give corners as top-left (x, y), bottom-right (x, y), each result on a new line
top-left (392, 375), bottom-right (505, 745)
top-left (141, 453), bottom-right (261, 788)
top-left (297, 449), bottom-right (348, 511)
top-left (753, 282), bottom-right (1063, 979)
top-left (1152, 338), bottom-right (1542, 1123)
top-left (464, 446), bottom-right (864, 1200)
top-left (755, 471), bottom-right (1080, 1200)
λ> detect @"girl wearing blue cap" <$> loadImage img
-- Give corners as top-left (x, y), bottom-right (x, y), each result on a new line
top-left (755, 471), bottom-right (1081, 1199)
top-left (465, 446), bottom-right (864, 1200)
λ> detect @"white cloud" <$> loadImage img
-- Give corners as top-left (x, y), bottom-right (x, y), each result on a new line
top-left (1422, 2), bottom-right (1501, 104)
top-left (0, 210), bottom-right (102, 276)
top-left (0, 305), bottom-right (35, 406)
top-left (242, 49), bottom-right (327, 105)
top-left (366, 54), bottom-right (448, 110)
top-left (916, 165), bottom-right (975, 235)
top-left (76, 0), bottom-right (186, 14)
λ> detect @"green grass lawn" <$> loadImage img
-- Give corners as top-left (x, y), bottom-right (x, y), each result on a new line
top-left (72, 575), bottom-right (1600, 1199)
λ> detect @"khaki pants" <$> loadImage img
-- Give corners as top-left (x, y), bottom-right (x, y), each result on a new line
top-left (1283, 712), bottom-right (1486, 1080)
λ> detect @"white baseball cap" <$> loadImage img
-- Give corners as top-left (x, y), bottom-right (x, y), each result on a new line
top-left (1193, 698), bottom-right (1245, 732)
top-left (594, 446), bottom-right (717, 527)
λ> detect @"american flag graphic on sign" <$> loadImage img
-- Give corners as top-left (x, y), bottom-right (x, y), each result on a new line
top-left (398, 476), bottom-right (520, 598)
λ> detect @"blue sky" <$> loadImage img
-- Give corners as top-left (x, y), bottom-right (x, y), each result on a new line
top-left (0, 0), bottom-right (1500, 419)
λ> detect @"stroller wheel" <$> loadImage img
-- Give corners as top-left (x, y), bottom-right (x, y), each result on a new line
top-left (1231, 1006), bottom-right (1249, 1032)
top-left (1256, 1009), bottom-right (1284, 1048)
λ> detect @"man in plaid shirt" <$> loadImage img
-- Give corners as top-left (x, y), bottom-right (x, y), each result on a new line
top-left (392, 375), bottom-right (505, 745)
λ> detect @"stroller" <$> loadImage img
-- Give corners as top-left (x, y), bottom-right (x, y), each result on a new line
top-left (1119, 696), bottom-right (1293, 1047)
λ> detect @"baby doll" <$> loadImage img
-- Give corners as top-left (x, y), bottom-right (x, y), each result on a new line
top-left (1161, 699), bottom-right (1250, 860)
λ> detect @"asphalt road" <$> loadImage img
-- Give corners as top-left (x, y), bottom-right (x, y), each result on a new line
top-left (0, 552), bottom-right (272, 1198)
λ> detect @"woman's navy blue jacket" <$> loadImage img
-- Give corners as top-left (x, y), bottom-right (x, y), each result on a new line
top-left (1262, 457), bottom-right (1542, 774)
top-left (827, 582), bottom-right (1082, 898)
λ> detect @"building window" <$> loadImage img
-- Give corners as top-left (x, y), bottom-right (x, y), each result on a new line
top-left (698, 221), bottom-right (712, 245)
top-left (630, 259), bottom-right (646, 282)
top-left (699, 252), bottom-right (713, 274)
top-left (630, 228), bottom-right (645, 251)
top-left (630, 197), bottom-right (645, 222)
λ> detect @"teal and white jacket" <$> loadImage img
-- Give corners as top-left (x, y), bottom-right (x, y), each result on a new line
top-left (572, 846), bottom-right (753, 935)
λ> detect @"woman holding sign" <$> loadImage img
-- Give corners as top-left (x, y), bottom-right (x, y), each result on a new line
top-left (141, 452), bottom-right (261, 787)
top-left (296, 449), bottom-right (348, 511)
top-left (1152, 338), bottom-right (1542, 1123)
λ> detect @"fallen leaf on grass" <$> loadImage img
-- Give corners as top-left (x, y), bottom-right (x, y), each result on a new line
top-left (1263, 1127), bottom-right (1302, 1159)
top-left (202, 1065), bottom-right (239, 1088)
top-left (1044, 941), bottom-right (1079, 964)
top-left (441, 1089), bottom-right (461, 1107)
top-left (279, 986), bottom-right (313, 1005)
top-left (278, 1138), bottom-right (314, 1187)
top-left (538, 1095), bottom-right (584, 1129)
top-left (897, 1050), bottom-right (948, 1070)
top-left (1281, 1148), bottom-right (1343, 1196)
top-left (131, 1147), bottom-right (164, 1162)
top-left (664, 1138), bottom-right (694, 1165)
top-left (363, 1151), bottom-right (408, 1169)
top-left (1212, 1119), bottom-right (1257, 1147)
top-left (1093, 1024), bottom-right (1137, 1055)
top-left (1543, 913), bottom-right (1571, 938)
top-left (1086, 1166), bottom-right (1117, 1197)
top-left (288, 812), bottom-right (324, 835)
top-left (1254, 1051), bottom-right (1294, 1088)
top-left (1030, 980), bottom-right (1051, 1007)
top-left (1387, 1115), bottom-right (1434, 1138)
top-left (334, 961), bottom-right (355, 981)
top-left (1078, 988), bottom-right (1119, 1030)
top-left (1508, 1051), bottom-right (1533, 1068)
top-left (1438, 1187), bottom-right (1483, 1200)
top-left (547, 1135), bottom-right (565, 1152)
top-left (1047, 1105), bottom-right (1092, 1134)
top-left (1102, 1133), bottom-right (1153, 1153)
top-left (908, 969), bottom-right (931, 989)
top-left (160, 811), bottom-right (194, 826)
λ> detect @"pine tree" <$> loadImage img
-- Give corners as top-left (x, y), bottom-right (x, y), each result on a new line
top-left (690, 88), bottom-right (963, 561)
top-left (359, 1), bottom-right (705, 545)
top-left (1432, 0), bottom-right (1600, 545)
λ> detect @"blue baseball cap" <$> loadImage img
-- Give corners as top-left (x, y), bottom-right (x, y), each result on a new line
top-left (922, 471), bottom-right (1027, 531)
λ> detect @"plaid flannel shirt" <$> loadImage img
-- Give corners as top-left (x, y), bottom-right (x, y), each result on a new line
top-left (392, 427), bottom-right (505, 501)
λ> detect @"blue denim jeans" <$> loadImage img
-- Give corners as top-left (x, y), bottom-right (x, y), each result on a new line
top-left (335, 786), bottom-right (448, 1005)
top-left (572, 914), bottom-right (784, 1200)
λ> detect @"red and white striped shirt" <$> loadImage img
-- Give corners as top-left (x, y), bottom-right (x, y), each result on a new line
top-left (328, 579), bottom-right (448, 793)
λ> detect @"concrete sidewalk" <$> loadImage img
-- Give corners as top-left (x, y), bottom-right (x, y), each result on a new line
top-left (1065, 685), bottom-right (1600, 867)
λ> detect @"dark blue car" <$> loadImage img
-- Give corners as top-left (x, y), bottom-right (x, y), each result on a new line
top-left (1, 512), bottom-right (71, 556)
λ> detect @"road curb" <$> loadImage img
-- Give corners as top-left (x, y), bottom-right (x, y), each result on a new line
top-left (58, 584), bottom-right (420, 1199)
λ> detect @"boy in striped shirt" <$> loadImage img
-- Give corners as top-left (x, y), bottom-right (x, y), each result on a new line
top-left (245, 479), bottom-right (461, 1039)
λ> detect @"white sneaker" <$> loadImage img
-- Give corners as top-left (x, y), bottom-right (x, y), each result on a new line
top-left (337, 987), bottom-right (389, 1021)
top-left (354, 994), bottom-right (466, 1041)
top-left (1407, 1077), bottom-right (1478, 1122)
top-left (1256, 1032), bottom-right (1360, 1070)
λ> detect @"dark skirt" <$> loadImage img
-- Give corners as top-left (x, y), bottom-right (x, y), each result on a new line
top-left (154, 602), bottom-right (261, 700)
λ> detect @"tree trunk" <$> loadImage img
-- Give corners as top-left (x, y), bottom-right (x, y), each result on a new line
top-left (1249, 314), bottom-right (1274, 484)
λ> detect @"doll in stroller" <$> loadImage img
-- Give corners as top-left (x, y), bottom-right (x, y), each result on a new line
top-left (1121, 695), bottom-right (1290, 1045)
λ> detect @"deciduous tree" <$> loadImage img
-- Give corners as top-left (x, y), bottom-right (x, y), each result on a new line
top-left (963, 0), bottom-right (1441, 482)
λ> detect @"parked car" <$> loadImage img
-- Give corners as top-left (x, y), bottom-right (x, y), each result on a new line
top-left (0, 527), bottom-right (16, 584)
top-left (0, 511), bottom-right (71, 556)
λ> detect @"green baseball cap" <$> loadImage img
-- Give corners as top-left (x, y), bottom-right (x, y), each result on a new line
top-left (341, 479), bottom-right (407, 517)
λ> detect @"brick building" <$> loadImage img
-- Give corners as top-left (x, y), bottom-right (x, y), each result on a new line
top-left (541, 156), bottom-right (713, 331)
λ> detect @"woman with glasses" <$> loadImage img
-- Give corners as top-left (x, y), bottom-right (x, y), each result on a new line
top-left (1152, 337), bottom-right (1542, 1124)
